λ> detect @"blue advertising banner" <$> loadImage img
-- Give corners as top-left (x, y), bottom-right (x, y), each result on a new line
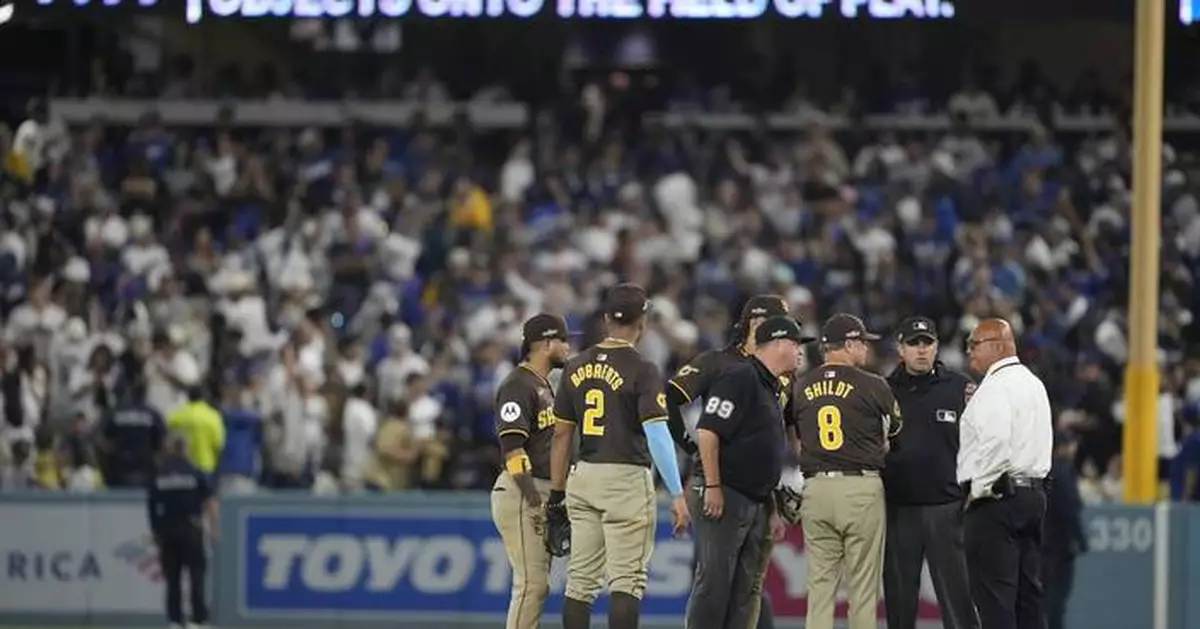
top-left (0, 493), bottom-right (1196, 629)
top-left (214, 495), bottom-right (1200, 629)
top-left (229, 502), bottom-right (696, 625)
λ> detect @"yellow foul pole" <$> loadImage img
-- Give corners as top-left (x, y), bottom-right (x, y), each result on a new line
top-left (1122, 0), bottom-right (1165, 504)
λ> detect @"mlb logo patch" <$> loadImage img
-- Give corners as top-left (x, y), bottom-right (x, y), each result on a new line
top-left (936, 409), bottom-right (957, 423)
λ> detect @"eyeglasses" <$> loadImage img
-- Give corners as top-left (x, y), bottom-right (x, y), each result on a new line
top-left (903, 337), bottom-right (936, 347)
top-left (966, 337), bottom-right (1003, 349)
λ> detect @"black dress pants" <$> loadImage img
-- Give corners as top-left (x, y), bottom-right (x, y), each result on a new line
top-left (158, 527), bottom-right (209, 625)
top-left (963, 489), bottom-right (1048, 629)
top-left (1042, 553), bottom-right (1075, 629)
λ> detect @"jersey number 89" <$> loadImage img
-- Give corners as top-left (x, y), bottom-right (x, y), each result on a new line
top-left (705, 397), bottom-right (735, 419)
top-left (817, 405), bottom-right (844, 451)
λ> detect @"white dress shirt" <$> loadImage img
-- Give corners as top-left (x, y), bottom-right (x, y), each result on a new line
top-left (956, 356), bottom-right (1053, 500)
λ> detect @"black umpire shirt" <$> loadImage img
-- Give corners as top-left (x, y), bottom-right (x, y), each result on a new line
top-left (668, 347), bottom-right (794, 455)
top-left (148, 456), bottom-right (213, 535)
top-left (696, 357), bottom-right (785, 503)
top-left (883, 362), bottom-right (975, 505)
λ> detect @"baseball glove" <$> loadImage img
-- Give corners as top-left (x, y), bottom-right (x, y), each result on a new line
top-left (773, 485), bottom-right (803, 526)
top-left (544, 502), bottom-right (571, 557)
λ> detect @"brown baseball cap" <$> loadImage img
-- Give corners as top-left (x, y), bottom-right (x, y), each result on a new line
top-left (520, 313), bottom-right (572, 357)
top-left (604, 283), bottom-right (650, 323)
top-left (522, 313), bottom-right (570, 343)
top-left (739, 294), bottom-right (790, 323)
top-left (821, 313), bottom-right (882, 344)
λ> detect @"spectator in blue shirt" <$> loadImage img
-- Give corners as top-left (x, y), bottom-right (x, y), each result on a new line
top-left (1170, 413), bottom-right (1200, 502)
top-left (218, 383), bottom-right (263, 494)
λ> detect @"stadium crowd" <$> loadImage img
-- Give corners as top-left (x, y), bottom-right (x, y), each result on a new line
top-left (0, 60), bottom-right (1199, 502)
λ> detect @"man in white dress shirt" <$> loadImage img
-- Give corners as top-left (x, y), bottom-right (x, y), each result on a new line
top-left (957, 319), bottom-right (1053, 629)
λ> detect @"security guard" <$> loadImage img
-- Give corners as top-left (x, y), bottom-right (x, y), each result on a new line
top-left (882, 316), bottom-right (979, 629)
top-left (686, 316), bottom-right (805, 629)
top-left (148, 433), bottom-right (216, 629)
top-left (1044, 430), bottom-right (1087, 629)
top-left (99, 381), bottom-right (165, 488)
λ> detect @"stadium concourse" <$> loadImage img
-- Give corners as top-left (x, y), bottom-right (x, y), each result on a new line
top-left (1, 46), bottom-right (1200, 627)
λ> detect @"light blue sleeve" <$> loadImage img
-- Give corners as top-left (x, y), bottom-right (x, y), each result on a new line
top-left (643, 421), bottom-right (684, 497)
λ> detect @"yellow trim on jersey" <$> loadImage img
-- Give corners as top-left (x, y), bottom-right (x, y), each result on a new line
top-left (504, 451), bottom-right (533, 476)
top-left (597, 338), bottom-right (635, 349)
top-left (642, 415), bottom-right (668, 424)
top-left (668, 380), bottom-right (693, 403)
top-left (553, 413), bottom-right (577, 425)
top-left (498, 428), bottom-right (529, 438)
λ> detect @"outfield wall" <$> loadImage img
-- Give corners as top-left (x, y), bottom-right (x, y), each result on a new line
top-left (0, 492), bottom-right (1196, 629)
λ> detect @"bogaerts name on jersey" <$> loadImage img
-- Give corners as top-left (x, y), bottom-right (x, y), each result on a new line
top-left (569, 362), bottom-right (626, 391)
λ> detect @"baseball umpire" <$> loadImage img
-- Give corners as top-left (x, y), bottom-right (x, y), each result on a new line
top-left (883, 316), bottom-right (979, 629)
top-left (792, 314), bottom-right (899, 629)
top-left (685, 315), bottom-right (806, 629)
top-left (667, 294), bottom-right (801, 629)
top-left (548, 283), bottom-right (691, 629)
top-left (491, 313), bottom-right (573, 629)
top-left (148, 432), bottom-right (217, 629)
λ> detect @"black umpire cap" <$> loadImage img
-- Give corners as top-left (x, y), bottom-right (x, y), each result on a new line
top-left (895, 316), bottom-right (938, 343)
top-left (520, 313), bottom-right (570, 356)
top-left (821, 314), bottom-right (882, 344)
top-left (754, 316), bottom-right (816, 346)
top-left (604, 283), bottom-right (650, 323)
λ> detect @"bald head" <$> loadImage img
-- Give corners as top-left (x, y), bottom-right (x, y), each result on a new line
top-left (967, 318), bottom-right (1017, 374)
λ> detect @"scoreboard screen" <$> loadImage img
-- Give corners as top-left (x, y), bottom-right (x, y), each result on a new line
top-left (0, 0), bottom-right (1186, 22)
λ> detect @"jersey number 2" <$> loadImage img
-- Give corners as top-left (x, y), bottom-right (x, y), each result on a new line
top-left (817, 405), bottom-right (844, 451)
top-left (583, 389), bottom-right (606, 436)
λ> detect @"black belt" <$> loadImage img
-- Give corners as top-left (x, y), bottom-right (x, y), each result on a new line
top-left (1010, 476), bottom-right (1048, 490)
top-left (960, 475), bottom-right (1048, 501)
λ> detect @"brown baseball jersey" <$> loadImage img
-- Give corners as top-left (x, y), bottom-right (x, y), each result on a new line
top-left (553, 339), bottom-right (667, 468)
top-left (494, 365), bottom-right (557, 479)
top-left (792, 363), bottom-right (900, 474)
top-left (671, 347), bottom-right (794, 414)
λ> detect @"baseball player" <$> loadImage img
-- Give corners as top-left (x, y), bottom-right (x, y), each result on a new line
top-left (548, 283), bottom-right (691, 629)
top-left (491, 314), bottom-right (573, 629)
top-left (666, 294), bottom-right (803, 629)
top-left (791, 314), bottom-right (901, 629)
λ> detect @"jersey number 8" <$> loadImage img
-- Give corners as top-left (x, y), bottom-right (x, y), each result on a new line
top-left (817, 404), bottom-right (844, 451)
top-left (704, 397), bottom-right (735, 419)
top-left (583, 389), bottom-right (606, 436)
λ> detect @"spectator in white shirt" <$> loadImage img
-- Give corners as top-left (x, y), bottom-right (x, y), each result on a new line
top-left (340, 385), bottom-right (379, 492)
top-left (375, 324), bottom-right (429, 406)
top-left (947, 80), bottom-right (1000, 122)
top-left (957, 318), bottom-right (1053, 629)
top-left (144, 329), bottom-right (201, 417)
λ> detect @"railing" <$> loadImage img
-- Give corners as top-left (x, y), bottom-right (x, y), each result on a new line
top-left (0, 491), bottom-right (1197, 628)
top-left (47, 98), bottom-right (1200, 133)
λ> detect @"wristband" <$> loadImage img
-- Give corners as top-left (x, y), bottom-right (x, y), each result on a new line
top-left (705, 484), bottom-right (720, 488)
top-left (549, 489), bottom-right (566, 505)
